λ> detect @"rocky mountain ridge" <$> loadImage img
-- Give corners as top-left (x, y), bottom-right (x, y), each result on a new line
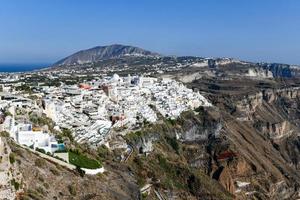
top-left (50, 45), bottom-right (300, 80)
top-left (54, 44), bottom-right (160, 66)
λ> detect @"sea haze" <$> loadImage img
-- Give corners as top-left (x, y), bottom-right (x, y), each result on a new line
top-left (0, 63), bottom-right (49, 72)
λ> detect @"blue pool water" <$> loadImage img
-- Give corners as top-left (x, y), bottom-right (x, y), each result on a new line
top-left (58, 143), bottom-right (65, 151)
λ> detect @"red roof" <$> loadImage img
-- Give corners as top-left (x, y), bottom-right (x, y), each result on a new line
top-left (79, 84), bottom-right (91, 90)
top-left (217, 151), bottom-right (238, 160)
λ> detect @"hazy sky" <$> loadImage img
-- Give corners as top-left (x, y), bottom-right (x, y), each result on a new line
top-left (0, 0), bottom-right (300, 65)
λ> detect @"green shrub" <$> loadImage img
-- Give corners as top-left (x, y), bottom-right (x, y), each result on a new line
top-left (15, 84), bottom-right (32, 93)
top-left (36, 186), bottom-right (46, 196)
top-left (157, 154), bottom-right (168, 170)
top-left (166, 136), bottom-right (180, 154)
top-left (43, 182), bottom-right (50, 189)
top-left (50, 168), bottom-right (60, 176)
top-left (11, 147), bottom-right (23, 157)
top-left (11, 178), bottom-right (20, 190)
top-left (26, 189), bottom-right (44, 200)
top-left (0, 131), bottom-right (10, 137)
top-left (34, 158), bottom-right (46, 168)
top-left (97, 145), bottom-right (109, 159)
top-left (125, 131), bottom-right (144, 143)
top-left (166, 118), bottom-right (177, 126)
top-left (29, 114), bottom-right (55, 132)
top-left (68, 184), bottom-right (77, 196)
top-left (141, 192), bottom-right (148, 199)
top-left (38, 176), bottom-right (44, 182)
top-left (61, 128), bottom-right (74, 142)
top-left (9, 153), bottom-right (15, 164)
top-left (194, 106), bottom-right (205, 113)
top-left (35, 148), bottom-right (46, 154)
top-left (4, 111), bottom-right (12, 117)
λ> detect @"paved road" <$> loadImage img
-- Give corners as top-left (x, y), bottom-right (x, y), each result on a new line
top-left (123, 144), bottom-right (133, 162)
top-left (154, 190), bottom-right (165, 200)
top-left (22, 145), bottom-right (105, 175)
top-left (22, 145), bottom-right (76, 170)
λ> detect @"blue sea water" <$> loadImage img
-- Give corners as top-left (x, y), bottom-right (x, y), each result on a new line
top-left (0, 64), bottom-right (49, 72)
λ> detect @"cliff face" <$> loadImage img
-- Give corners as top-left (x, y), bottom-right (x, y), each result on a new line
top-left (123, 111), bottom-right (234, 200)
top-left (205, 85), bottom-right (300, 199)
top-left (119, 78), bottom-right (300, 200)
top-left (123, 106), bottom-right (300, 199)
top-left (259, 63), bottom-right (300, 78)
top-left (234, 87), bottom-right (300, 139)
top-left (207, 80), bottom-right (300, 199)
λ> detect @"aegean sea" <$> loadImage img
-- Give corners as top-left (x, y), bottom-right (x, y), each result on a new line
top-left (0, 64), bottom-right (48, 72)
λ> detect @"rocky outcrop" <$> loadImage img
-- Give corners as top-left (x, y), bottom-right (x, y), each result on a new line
top-left (261, 121), bottom-right (293, 139)
top-left (138, 137), bottom-right (156, 154)
top-left (218, 167), bottom-right (235, 194)
top-left (247, 68), bottom-right (273, 78)
top-left (236, 92), bottom-right (263, 114)
top-left (263, 87), bottom-right (300, 103)
top-left (260, 63), bottom-right (294, 78)
top-left (235, 87), bottom-right (300, 119)
top-left (176, 110), bottom-right (222, 142)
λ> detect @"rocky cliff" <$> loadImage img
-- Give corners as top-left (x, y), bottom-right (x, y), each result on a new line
top-left (114, 77), bottom-right (300, 200)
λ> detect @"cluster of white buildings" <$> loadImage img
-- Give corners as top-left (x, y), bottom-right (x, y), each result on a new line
top-left (149, 78), bottom-right (211, 118)
top-left (0, 112), bottom-right (63, 154)
top-left (41, 74), bottom-right (211, 146)
top-left (0, 92), bottom-right (64, 154)
top-left (0, 73), bottom-right (211, 147)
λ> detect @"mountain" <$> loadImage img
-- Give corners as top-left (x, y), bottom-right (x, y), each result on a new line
top-left (54, 44), bottom-right (160, 66)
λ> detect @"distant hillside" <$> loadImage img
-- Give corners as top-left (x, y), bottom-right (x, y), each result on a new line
top-left (54, 44), bottom-right (160, 66)
top-left (51, 44), bottom-right (300, 79)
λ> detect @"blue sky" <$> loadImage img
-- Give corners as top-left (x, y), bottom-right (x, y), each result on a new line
top-left (0, 0), bottom-right (300, 65)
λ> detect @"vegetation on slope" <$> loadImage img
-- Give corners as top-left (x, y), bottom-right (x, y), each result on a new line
top-left (69, 151), bottom-right (102, 169)
top-left (124, 109), bottom-right (234, 199)
top-left (6, 138), bottom-right (139, 200)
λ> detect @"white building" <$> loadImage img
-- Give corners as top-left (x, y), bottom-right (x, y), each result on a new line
top-left (16, 124), bottom-right (61, 153)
